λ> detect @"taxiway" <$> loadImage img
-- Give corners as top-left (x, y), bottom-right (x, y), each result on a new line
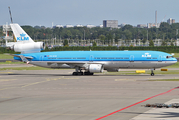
top-left (0, 69), bottom-right (179, 120)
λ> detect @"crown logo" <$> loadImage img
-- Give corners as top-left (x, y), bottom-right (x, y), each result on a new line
top-left (20, 33), bottom-right (26, 37)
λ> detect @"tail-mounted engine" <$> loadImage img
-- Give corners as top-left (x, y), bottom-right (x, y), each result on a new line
top-left (10, 42), bottom-right (45, 53)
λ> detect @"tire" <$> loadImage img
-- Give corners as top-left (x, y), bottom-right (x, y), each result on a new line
top-left (90, 73), bottom-right (94, 75)
top-left (73, 72), bottom-right (83, 75)
top-left (84, 72), bottom-right (94, 75)
top-left (79, 72), bottom-right (83, 75)
top-left (151, 73), bottom-right (154, 76)
top-left (72, 72), bottom-right (77, 75)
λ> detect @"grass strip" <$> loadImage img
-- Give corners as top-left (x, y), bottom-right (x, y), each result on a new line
top-left (0, 54), bottom-right (13, 59)
top-left (0, 66), bottom-right (52, 70)
top-left (0, 62), bottom-right (23, 64)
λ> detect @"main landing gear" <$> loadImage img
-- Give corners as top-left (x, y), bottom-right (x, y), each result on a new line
top-left (151, 69), bottom-right (155, 76)
top-left (72, 72), bottom-right (84, 75)
top-left (84, 72), bottom-right (94, 75)
top-left (72, 67), bottom-right (93, 76)
top-left (72, 71), bottom-right (94, 75)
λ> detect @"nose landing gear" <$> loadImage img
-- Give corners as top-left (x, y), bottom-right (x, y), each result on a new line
top-left (151, 73), bottom-right (155, 76)
top-left (151, 69), bottom-right (155, 76)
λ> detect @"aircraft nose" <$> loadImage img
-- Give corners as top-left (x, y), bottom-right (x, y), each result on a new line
top-left (175, 58), bottom-right (178, 63)
top-left (173, 57), bottom-right (178, 63)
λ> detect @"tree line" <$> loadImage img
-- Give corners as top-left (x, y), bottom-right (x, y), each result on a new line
top-left (43, 46), bottom-right (179, 53)
top-left (1, 22), bottom-right (179, 42)
top-left (21, 22), bottom-right (179, 42)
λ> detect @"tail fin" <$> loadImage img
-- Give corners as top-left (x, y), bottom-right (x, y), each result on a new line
top-left (10, 23), bottom-right (34, 43)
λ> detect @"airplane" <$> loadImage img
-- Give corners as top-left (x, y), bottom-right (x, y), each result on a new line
top-left (5, 24), bottom-right (44, 54)
top-left (7, 23), bottom-right (177, 76)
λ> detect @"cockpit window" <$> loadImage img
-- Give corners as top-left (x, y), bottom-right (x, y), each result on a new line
top-left (166, 56), bottom-right (174, 58)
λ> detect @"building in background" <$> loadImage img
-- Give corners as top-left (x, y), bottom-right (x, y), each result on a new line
top-left (97, 24), bottom-right (103, 28)
top-left (147, 23), bottom-right (160, 28)
top-left (167, 18), bottom-right (175, 25)
top-left (75, 24), bottom-right (83, 27)
top-left (64, 25), bottom-right (74, 28)
top-left (54, 25), bottom-right (63, 28)
top-left (103, 20), bottom-right (118, 28)
top-left (137, 24), bottom-right (147, 28)
top-left (147, 10), bottom-right (160, 28)
top-left (86, 25), bottom-right (96, 28)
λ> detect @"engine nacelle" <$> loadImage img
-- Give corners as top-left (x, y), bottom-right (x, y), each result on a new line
top-left (88, 64), bottom-right (103, 73)
top-left (11, 42), bottom-right (45, 53)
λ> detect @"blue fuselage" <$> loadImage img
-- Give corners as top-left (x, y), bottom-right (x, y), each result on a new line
top-left (14, 51), bottom-right (176, 62)
top-left (14, 51), bottom-right (177, 70)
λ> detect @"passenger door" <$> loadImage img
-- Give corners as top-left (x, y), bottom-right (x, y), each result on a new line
top-left (40, 55), bottom-right (44, 61)
top-left (89, 55), bottom-right (94, 62)
top-left (128, 55), bottom-right (134, 68)
top-left (130, 55), bottom-right (134, 62)
top-left (158, 55), bottom-right (162, 62)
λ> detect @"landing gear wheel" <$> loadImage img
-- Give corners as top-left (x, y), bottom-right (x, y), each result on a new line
top-left (90, 73), bottom-right (94, 75)
top-left (79, 72), bottom-right (83, 75)
top-left (84, 72), bottom-right (94, 75)
top-left (151, 73), bottom-right (154, 76)
top-left (72, 72), bottom-right (84, 75)
top-left (72, 72), bottom-right (77, 75)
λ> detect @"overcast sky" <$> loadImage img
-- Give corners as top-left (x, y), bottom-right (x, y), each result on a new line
top-left (0, 0), bottom-right (179, 27)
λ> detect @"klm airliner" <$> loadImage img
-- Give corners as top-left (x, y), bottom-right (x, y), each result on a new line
top-left (7, 24), bottom-right (177, 76)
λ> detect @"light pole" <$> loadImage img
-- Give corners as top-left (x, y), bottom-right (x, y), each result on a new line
top-left (176, 29), bottom-right (178, 46)
top-left (84, 30), bottom-right (85, 41)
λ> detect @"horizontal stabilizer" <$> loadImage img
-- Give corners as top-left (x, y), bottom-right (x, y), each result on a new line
top-left (19, 55), bottom-right (29, 63)
top-left (5, 53), bottom-right (33, 60)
